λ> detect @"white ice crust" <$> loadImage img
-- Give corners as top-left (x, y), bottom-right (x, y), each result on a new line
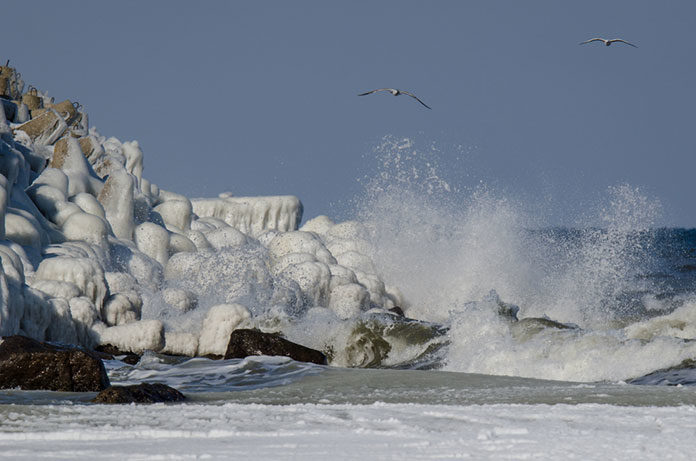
top-left (0, 77), bottom-right (416, 365)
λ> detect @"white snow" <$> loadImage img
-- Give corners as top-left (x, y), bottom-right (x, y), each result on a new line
top-left (0, 403), bottom-right (694, 460)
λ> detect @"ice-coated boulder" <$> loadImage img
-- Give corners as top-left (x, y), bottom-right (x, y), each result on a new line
top-left (164, 249), bottom-right (278, 308)
top-left (280, 261), bottom-right (331, 307)
top-left (328, 264), bottom-right (359, 290)
top-left (102, 292), bottom-right (141, 326)
top-left (70, 192), bottom-right (106, 219)
top-left (34, 256), bottom-right (108, 311)
top-left (121, 140), bottom-right (143, 185)
top-left (30, 279), bottom-right (81, 300)
top-left (69, 296), bottom-right (100, 347)
top-left (197, 304), bottom-right (251, 356)
top-left (185, 229), bottom-right (211, 251)
top-left (162, 331), bottom-right (198, 357)
top-left (191, 195), bottom-right (303, 237)
top-left (19, 286), bottom-right (51, 340)
top-left (109, 241), bottom-right (164, 290)
top-left (153, 198), bottom-right (192, 232)
top-left (95, 319), bottom-right (164, 354)
top-left (44, 298), bottom-right (79, 344)
top-left (0, 174), bottom-right (8, 240)
top-left (268, 231), bottom-right (336, 265)
top-left (168, 232), bottom-right (197, 255)
top-left (271, 252), bottom-right (317, 276)
top-left (134, 222), bottom-right (170, 267)
top-left (0, 267), bottom-right (21, 337)
top-left (3, 208), bottom-right (44, 247)
top-left (204, 226), bottom-right (248, 250)
top-left (98, 168), bottom-right (135, 240)
top-left (299, 215), bottom-right (334, 236)
top-left (49, 136), bottom-right (103, 197)
top-left (335, 250), bottom-right (378, 275)
top-left (62, 212), bottom-right (110, 247)
top-left (161, 287), bottom-right (197, 312)
top-left (329, 283), bottom-right (370, 320)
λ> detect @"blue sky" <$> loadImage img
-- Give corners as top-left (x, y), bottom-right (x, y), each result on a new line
top-left (4, 1), bottom-right (695, 225)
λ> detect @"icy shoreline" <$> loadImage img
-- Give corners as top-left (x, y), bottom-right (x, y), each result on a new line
top-left (1, 65), bottom-right (405, 363)
top-left (1, 402), bottom-right (694, 460)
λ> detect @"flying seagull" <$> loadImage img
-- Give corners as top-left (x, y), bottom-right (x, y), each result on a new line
top-left (358, 88), bottom-right (432, 109)
top-left (579, 37), bottom-right (637, 48)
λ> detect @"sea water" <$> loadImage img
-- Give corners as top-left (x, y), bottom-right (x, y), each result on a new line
top-left (3, 136), bottom-right (696, 459)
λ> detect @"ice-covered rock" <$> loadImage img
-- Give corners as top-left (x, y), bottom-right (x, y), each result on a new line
top-left (69, 296), bottom-right (99, 347)
top-left (204, 226), bottom-right (248, 250)
top-left (329, 283), bottom-right (370, 320)
top-left (121, 141), bottom-right (144, 185)
top-left (268, 231), bottom-right (336, 265)
top-left (34, 256), bottom-right (108, 311)
top-left (191, 195), bottom-right (303, 237)
top-left (134, 222), bottom-right (170, 267)
top-left (62, 212), bottom-right (110, 247)
top-left (102, 293), bottom-right (141, 326)
top-left (153, 198), bottom-right (192, 232)
top-left (95, 319), bottom-right (164, 354)
top-left (70, 192), bottom-right (106, 219)
top-left (280, 261), bottom-right (331, 307)
top-left (49, 136), bottom-right (103, 197)
top-left (161, 287), bottom-right (197, 313)
top-left (197, 304), bottom-right (251, 356)
top-left (299, 215), bottom-right (334, 236)
top-left (162, 331), bottom-right (198, 357)
top-left (4, 208), bottom-right (43, 247)
top-left (19, 286), bottom-right (52, 340)
top-left (44, 298), bottom-right (79, 344)
top-left (98, 168), bottom-right (135, 240)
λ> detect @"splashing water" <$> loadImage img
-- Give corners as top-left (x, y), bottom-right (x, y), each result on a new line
top-left (350, 136), bottom-right (696, 381)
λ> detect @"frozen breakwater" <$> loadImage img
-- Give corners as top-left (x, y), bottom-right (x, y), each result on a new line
top-left (0, 64), bottom-right (407, 364)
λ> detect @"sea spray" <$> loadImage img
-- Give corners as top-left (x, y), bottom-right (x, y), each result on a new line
top-left (350, 136), bottom-right (696, 380)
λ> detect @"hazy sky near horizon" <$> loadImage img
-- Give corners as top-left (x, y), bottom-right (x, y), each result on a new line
top-left (3, 1), bottom-right (695, 226)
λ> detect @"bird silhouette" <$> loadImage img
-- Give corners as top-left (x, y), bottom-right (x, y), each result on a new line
top-left (358, 88), bottom-right (432, 109)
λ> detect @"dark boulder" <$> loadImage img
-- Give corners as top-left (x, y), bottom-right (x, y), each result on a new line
top-left (95, 344), bottom-right (141, 365)
top-left (224, 329), bottom-right (328, 365)
top-left (0, 335), bottom-right (109, 392)
top-left (92, 383), bottom-right (186, 404)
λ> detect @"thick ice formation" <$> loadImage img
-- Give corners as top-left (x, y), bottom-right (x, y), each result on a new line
top-left (0, 71), bottom-right (400, 359)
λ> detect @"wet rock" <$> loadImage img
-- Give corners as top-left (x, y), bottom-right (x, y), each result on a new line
top-left (388, 306), bottom-right (405, 317)
top-left (510, 317), bottom-right (578, 342)
top-left (224, 328), bottom-right (328, 365)
top-left (92, 383), bottom-right (186, 404)
top-left (0, 335), bottom-right (110, 391)
top-left (94, 343), bottom-right (141, 365)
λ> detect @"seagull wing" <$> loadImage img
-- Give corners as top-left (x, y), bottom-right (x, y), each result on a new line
top-left (358, 88), bottom-right (393, 96)
top-left (579, 38), bottom-right (606, 45)
top-left (400, 91), bottom-right (432, 109)
top-left (610, 39), bottom-right (638, 48)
